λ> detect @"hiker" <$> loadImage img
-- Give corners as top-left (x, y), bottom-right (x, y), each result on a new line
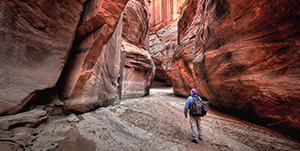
top-left (184, 88), bottom-right (203, 144)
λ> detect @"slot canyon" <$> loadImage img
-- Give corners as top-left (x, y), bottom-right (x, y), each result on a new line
top-left (0, 0), bottom-right (299, 150)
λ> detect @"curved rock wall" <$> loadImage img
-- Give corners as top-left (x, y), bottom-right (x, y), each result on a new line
top-left (0, 0), bottom-right (86, 116)
top-left (0, 0), bottom-right (154, 115)
top-left (59, 0), bottom-right (154, 112)
top-left (120, 0), bottom-right (155, 99)
top-left (122, 0), bottom-right (149, 50)
top-left (174, 0), bottom-right (300, 133)
top-left (57, 0), bottom-right (129, 112)
top-left (1, 0), bottom-right (299, 137)
top-left (171, 0), bottom-right (203, 97)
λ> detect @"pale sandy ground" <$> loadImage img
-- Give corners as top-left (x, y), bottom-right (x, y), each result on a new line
top-left (54, 83), bottom-right (300, 151)
top-left (2, 82), bottom-right (300, 151)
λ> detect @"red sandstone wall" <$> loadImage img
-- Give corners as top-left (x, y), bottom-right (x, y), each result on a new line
top-left (0, 0), bottom-right (154, 115)
top-left (148, 0), bottom-right (185, 85)
top-left (174, 0), bottom-right (300, 134)
top-left (0, 0), bottom-right (86, 116)
top-left (120, 0), bottom-right (155, 99)
top-left (149, 0), bottom-right (185, 31)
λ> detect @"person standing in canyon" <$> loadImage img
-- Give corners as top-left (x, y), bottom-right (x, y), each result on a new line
top-left (184, 88), bottom-right (203, 144)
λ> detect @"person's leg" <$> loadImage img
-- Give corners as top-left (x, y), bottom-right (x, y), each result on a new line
top-left (196, 117), bottom-right (203, 140)
top-left (189, 116), bottom-right (199, 143)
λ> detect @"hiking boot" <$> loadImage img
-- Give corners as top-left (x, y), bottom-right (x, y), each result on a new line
top-left (191, 139), bottom-right (199, 144)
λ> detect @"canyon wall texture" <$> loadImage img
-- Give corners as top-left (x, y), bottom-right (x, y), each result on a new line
top-left (0, 0), bottom-right (154, 115)
top-left (149, 21), bottom-right (178, 85)
top-left (119, 0), bottom-right (155, 99)
top-left (1, 0), bottom-right (299, 137)
top-left (149, 0), bottom-right (185, 31)
top-left (58, 0), bottom-right (154, 112)
top-left (171, 0), bottom-right (202, 97)
top-left (174, 0), bottom-right (300, 134)
top-left (149, 0), bottom-right (185, 85)
top-left (0, 0), bottom-right (86, 116)
top-left (57, 0), bottom-right (129, 112)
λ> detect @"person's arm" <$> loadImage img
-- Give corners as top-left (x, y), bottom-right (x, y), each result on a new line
top-left (184, 97), bottom-right (191, 119)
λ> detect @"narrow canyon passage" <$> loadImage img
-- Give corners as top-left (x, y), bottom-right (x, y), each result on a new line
top-left (4, 81), bottom-right (294, 151)
top-left (0, 0), bottom-right (299, 150)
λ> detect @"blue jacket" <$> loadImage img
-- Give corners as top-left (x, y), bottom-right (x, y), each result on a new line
top-left (184, 95), bottom-right (203, 117)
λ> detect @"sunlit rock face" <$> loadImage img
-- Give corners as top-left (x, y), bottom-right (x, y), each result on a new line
top-left (60, 0), bottom-right (154, 112)
top-left (0, 0), bottom-right (154, 115)
top-left (148, 0), bottom-right (185, 85)
top-left (57, 0), bottom-right (129, 112)
top-left (149, 21), bottom-right (178, 85)
top-left (0, 0), bottom-right (86, 116)
top-left (171, 0), bottom-right (202, 97)
top-left (63, 15), bottom-right (124, 112)
top-left (149, 0), bottom-right (185, 31)
top-left (175, 0), bottom-right (300, 134)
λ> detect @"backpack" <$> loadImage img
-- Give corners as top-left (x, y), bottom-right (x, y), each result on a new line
top-left (201, 102), bottom-right (209, 116)
top-left (189, 96), bottom-right (203, 116)
top-left (190, 96), bottom-right (209, 117)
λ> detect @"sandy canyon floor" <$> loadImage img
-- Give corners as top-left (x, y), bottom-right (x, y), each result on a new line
top-left (1, 83), bottom-right (300, 151)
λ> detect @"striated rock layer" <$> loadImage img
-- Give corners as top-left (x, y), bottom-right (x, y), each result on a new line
top-left (171, 0), bottom-right (202, 97)
top-left (0, 0), bottom-right (86, 116)
top-left (119, 0), bottom-right (155, 99)
top-left (120, 41), bottom-right (155, 99)
top-left (148, 0), bottom-right (185, 85)
top-left (149, 20), bottom-right (178, 85)
top-left (174, 0), bottom-right (300, 134)
top-left (149, 0), bottom-right (185, 32)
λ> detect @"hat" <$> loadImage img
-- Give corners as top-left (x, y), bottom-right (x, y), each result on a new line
top-left (191, 88), bottom-right (198, 95)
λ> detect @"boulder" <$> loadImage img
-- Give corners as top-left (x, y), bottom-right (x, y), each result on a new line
top-left (0, 0), bottom-right (86, 116)
top-left (0, 108), bottom-right (48, 130)
top-left (120, 41), bottom-right (155, 99)
top-left (174, 0), bottom-right (300, 134)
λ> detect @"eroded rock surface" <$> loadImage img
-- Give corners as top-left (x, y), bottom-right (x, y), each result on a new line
top-left (173, 0), bottom-right (300, 134)
top-left (0, 108), bottom-right (48, 130)
top-left (59, 0), bottom-right (155, 112)
top-left (0, 0), bottom-right (155, 115)
top-left (119, 0), bottom-right (155, 98)
top-left (120, 41), bottom-right (155, 98)
top-left (57, 0), bottom-right (129, 112)
top-left (148, 0), bottom-right (185, 85)
top-left (149, 20), bottom-right (178, 85)
top-left (0, 0), bottom-right (86, 116)
top-left (149, 0), bottom-right (185, 32)
top-left (171, 0), bottom-right (206, 97)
